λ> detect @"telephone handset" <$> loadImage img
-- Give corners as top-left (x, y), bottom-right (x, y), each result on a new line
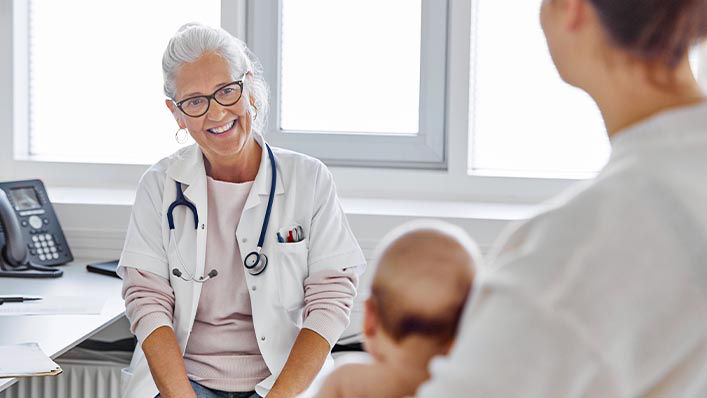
top-left (0, 180), bottom-right (73, 278)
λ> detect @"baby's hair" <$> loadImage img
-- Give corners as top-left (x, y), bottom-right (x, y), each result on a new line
top-left (370, 283), bottom-right (470, 343)
top-left (369, 220), bottom-right (480, 344)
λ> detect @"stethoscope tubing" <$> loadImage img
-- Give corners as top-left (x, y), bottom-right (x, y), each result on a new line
top-left (167, 143), bottom-right (277, 281)
top-left (257, 144), bottom-right (277, 251)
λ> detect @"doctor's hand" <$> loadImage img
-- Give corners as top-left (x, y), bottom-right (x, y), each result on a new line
top-left (143, 326), bottom-right (198, 398)
top-left (267, 328), bottom-right (331, 398)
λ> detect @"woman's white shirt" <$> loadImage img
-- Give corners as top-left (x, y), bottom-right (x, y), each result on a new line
top-left (418, 102), bottom-right (707, 398)
top-left (117, 134), bottom-right (366, 398)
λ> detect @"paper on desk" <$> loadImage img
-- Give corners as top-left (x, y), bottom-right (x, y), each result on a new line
top-left (0, 343), bottom-right (62, 378)
top-left (0, 296), bottom-right (105, 316)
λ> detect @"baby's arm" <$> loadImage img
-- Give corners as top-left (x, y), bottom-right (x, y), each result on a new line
top-left (315, 363), bottom-right (407, 398)
top-left (314, 365), bottom-right (349, 398)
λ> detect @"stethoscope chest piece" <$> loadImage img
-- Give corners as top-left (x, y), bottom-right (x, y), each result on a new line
top-left (244, 251), bottom-right (268, 275)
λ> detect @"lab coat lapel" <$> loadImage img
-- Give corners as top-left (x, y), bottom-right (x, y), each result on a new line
top-left (242, 134), bottom-right (286, 211)
top-left (238, 135), bottom-right (286, 254)
top-left (166, 144), bottom-right (208, 326)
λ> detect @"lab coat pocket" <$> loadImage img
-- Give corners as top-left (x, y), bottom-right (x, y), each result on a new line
top-left (119, 367), bottom-right (132, 397)
top-left (275, 239), bottom-right (309, 315)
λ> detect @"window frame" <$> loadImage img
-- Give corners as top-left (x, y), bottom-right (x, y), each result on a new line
top-left (247, 0), bottom-right (447, 168)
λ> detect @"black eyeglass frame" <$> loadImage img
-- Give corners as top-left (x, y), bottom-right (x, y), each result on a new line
top-left (173, 72), bottom-right (247, 118)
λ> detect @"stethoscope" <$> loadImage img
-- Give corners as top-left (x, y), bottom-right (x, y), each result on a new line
top-left (167, 144), bottom-right (277, 283)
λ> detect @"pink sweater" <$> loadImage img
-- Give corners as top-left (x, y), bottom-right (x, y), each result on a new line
top-left (122, 176), bottom-right (358, 392)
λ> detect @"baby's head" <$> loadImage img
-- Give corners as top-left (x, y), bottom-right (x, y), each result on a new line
top-left (363, 220), bottom-right (479, 367)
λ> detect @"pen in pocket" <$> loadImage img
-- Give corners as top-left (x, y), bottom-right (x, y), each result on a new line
top-left (277, 225), bottom-right (304, 243)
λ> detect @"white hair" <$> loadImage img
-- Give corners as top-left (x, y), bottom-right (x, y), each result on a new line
top-left (162, 23), bottom-right (269, 133)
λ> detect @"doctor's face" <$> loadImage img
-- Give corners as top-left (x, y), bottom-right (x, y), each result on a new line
top-left (166, 52), bottom-right (254, 160)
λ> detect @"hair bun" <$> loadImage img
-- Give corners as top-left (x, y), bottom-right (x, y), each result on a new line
top-left (589, 0), bottom-right (707, 67)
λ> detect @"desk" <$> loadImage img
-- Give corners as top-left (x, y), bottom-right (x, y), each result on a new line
top-left (0, 259), bottom-right (125, 392)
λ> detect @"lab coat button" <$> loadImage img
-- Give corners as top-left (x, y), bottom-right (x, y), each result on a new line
top-left (260, 336), bottom-right (265, 341)
top-left (251, 285), bottom-right (257, 291)
top-left (242, 238), bottom-right (247, 243)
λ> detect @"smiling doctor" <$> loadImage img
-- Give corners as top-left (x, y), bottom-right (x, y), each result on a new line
top-left (116, 23), bottom-right (366, 398)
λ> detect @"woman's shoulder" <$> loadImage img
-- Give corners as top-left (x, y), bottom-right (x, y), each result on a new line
top-left (489, 163), bottom-right (662, 269)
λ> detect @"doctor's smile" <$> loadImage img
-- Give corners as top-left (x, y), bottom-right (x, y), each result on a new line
top-left (206, 119), bottom-right (236, 136)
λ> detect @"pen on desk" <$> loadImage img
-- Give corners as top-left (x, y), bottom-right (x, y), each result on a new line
top-left (0, 297), bottom-right (43, 305)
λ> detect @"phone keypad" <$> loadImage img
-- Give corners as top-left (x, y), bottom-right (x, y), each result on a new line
top-left (32, 234), bottom-right (61, 261)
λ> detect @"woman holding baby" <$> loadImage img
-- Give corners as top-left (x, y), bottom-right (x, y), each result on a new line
top-left (416, 0), bottom-right (707, 396)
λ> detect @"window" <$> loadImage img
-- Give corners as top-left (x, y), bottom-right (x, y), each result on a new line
top-left (280, 0), bottom-right (421, 135)
top-left (249, 0), bottom-right (448, 167)
top-left (469, 0), bottom-right (610, 177)
top-left (27, 0), bottom-right (221, 164)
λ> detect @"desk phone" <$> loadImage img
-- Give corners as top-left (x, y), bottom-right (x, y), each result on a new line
top-left (0, 180), bottom-right (73, 277)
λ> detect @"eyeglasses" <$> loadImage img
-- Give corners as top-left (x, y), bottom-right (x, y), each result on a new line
top-left (174, 72), bottom-right (246, 118)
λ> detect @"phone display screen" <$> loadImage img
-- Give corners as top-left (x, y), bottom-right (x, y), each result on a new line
top-left (10, 187), bottom-right (41, 211)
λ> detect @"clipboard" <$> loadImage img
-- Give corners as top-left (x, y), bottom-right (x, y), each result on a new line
top-left (0, 343), bottom-right (63, 378)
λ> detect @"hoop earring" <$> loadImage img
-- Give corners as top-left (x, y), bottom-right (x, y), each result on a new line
top-left (175, 128), bottom-right (188, 144)
top-left (252, 105), bottom-right (259, 121)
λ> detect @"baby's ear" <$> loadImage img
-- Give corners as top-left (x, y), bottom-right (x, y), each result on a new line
top-left (363, 298), bottom-right (378, 337)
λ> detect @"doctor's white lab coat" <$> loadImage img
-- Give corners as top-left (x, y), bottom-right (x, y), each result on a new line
top-left (418, 102), bottom-right (707, 397)
top-left (117, 134), bottom-right (366, 398)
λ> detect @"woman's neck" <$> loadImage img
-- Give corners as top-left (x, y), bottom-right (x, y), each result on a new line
top-left (204, 138), bottom-right (262, 183)
top-left (590, 59), bottom-right (705, 138)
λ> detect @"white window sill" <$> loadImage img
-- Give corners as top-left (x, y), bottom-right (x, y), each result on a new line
top-left (46, 186), bottom-right (540, 260)
top-left (47, 186), bottom-right (540, 221)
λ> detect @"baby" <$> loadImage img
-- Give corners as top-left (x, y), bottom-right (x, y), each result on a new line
top-left (315, 220), bottom-right (479, 398)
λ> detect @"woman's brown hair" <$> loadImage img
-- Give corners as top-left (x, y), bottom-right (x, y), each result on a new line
top-left (588, 0), bottom-right (707, 67)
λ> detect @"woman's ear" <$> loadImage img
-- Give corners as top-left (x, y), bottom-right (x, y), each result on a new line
top-left (565, 0), bottom-right (587, 31)
top-left (363, 298), bottom-right (378, 338)
top-left (165, 99), bottom-right (186, 129)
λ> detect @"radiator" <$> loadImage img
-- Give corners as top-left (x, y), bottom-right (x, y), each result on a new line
top-left (1, 353), bottom-right (128, 398)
